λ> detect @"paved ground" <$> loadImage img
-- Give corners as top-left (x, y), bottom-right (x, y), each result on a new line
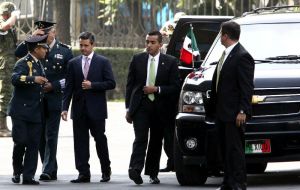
top-left (1, 102), bottom-right (300, 189)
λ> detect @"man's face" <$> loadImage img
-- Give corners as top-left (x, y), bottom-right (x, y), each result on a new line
top-left (145, 35), bottom-right (162, 56)
top-left (79, 38), bottom-right (94, 56)
top-left (34, 46), bottom-right (48, 59)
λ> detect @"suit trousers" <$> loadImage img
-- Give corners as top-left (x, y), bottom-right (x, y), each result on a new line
top-left (130, 97), bottom-right (164, 177)
top-left (39, 110), bottom-right (61, 177)
top-left (216, 119), bottom-right (247, 188)
top-left (11, 118), bottom-right (42, 180)
top-left (72, 112), bottom-right (111, 176)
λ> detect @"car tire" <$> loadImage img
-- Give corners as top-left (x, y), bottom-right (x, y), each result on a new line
top-left (246, 162), bottom-right (267, 174)
top-left (174, 135), bottom-right (208, 186)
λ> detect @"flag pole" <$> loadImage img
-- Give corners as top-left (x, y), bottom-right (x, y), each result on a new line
top-left (190, 24), bottom-right (194, 70)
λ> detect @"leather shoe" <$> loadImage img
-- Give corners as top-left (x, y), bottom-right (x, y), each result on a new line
top-left (100, 170), bottom-right (111, 182)
top-left (70, 175), bottom-right (90, 183)
top-left (11, 174), bottom-right (20, 183)
top-left (128, 168), bottom-right (143, 185)
top-left (216, 184), bottom-right (232, 190)
top-left (159, 166), bottom-right (174, 172)
top-left (149, 176), bottom-right (160, 184)
top-left (39, 173), bottom-right (57, 181)
top-left (22, 178), bottom-right (39, 185)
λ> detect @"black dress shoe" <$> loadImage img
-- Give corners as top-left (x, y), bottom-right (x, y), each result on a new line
top-left (159, 166), bottom-right (174, 172)
top-left (128, 168), bottom-right (143, 185)
top-left (100, 170), bottom-right (111, 182)
top-left (149, 176), bottom-right (160, 184)
top-left (22, 179), bottom-right (40, 185)
top-left (70, 175), bottom-right (90, 183)
top-left (39, 173), bottom-right (57, 181)
top-left (216, 184), bottom-right (232, 190)
top-left (11, 174), bottom-right (21, 183)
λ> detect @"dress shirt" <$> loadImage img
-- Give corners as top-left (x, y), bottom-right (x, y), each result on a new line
top-left (81, 51), bottom-right (94, 74)
top-left (221, 42), bottom-right (238, 69)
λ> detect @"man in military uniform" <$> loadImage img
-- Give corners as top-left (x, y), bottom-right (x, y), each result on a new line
top-left (9, 34), bottom-right (49, 185)
top-left (0, 2), bottom-right (20, 137)
top-left (15, 20), bottom-right (73, 181)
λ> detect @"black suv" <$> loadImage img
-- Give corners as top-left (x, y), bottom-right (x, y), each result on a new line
top-left (174, 6), bottom-right (300, 186)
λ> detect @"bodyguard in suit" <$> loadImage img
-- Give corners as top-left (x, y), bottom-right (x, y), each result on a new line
top-left (15, 20), bottom-right (73, 181)
top-left (61, 31), bottom-right (115, 183)
top-left (125, 31), bottom-right (180, 185)
top-left (210, 21), bottom-right (255, 190)
top-left (9, 34), bottom-right (49, 185)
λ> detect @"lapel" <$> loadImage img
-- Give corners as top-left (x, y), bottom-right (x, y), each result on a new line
top-left (155, 54), bottom-right (164, 84)
top-left (77, 56), bottom-right (85, 79)
top-left (87, 54), bottom-right (96, 79)
top-left (221, 43), bottom-right (240, 74)
top-left (142, 53), bottom-right (149, 84)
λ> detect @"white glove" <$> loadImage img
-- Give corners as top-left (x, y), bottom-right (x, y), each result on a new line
top-left (11, 10), bottom-right (21, 19)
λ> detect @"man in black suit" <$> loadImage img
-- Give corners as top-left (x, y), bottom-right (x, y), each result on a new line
top-left (210, 21), bottom-right (255, 190)
top-left (125, 31), bottom-right (180, 185)
top-left (9, 34), bottom-right (49, 185)
top-left (61, 31), bottom-right (115, 183)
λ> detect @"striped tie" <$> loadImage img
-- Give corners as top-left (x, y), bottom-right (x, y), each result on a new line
top-left (148, 58), bottom-right (155, 101)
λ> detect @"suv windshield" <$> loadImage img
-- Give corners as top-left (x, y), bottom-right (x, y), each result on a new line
top-left (204, 22), bottom-right (300, 66)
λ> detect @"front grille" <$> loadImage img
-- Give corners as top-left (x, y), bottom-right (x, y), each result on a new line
top-left (252, 88), bottom-right (300, 118)
top-left (253, 103), bottom-right (300, 117)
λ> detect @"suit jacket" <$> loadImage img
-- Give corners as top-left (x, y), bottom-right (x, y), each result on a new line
top-left (8, 54), bottom-right (45, 123)
top-left (125, 52), bottom-right (180, 116)
top-left (210, 43), bottom-right (255, 122)
top-left (62, 53), bottom-right (116, 120)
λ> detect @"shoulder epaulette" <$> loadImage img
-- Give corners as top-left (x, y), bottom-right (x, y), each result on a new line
top-left (58, 42), bottom-right (72, 49)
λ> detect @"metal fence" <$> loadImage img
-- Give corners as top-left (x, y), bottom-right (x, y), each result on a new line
top-left (2, 0), bottom-right (299, 48)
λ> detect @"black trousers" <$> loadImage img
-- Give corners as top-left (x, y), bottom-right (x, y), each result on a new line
top-left (11, 118), bottom-right (42, 180)
top-left (73, 114), bottom-right (111, 176)
top-left (129, 98), bottom-right (164, 177)
top-left (216, 119), bottom-right (246, 189)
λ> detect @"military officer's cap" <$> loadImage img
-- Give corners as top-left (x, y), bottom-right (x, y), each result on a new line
top-left (0, 2), bottom-right (16, 15)
top-left (25, 34), bottom-right (49, 49)
top-left (34, 20), bottom-right (56, 33)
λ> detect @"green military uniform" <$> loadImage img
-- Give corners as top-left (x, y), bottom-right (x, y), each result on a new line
top-left (0, 2), bottom-right (17, 137)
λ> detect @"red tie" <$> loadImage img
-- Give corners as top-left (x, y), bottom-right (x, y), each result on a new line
top-left (83, 57), bottom-right (90, 79)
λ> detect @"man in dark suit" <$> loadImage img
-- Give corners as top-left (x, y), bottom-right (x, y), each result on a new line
top-left (9, 34), bottom-right (49, 185)
top-left (125, 31), bottom-right (180, 185)
top-left (15, 20), bottom-right (73, 181)
top-left (61, 31), bottom-right (115, 183)
top-left (210, 21), bottom-right (255, 190)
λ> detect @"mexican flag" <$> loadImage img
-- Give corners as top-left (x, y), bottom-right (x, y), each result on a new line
top-left (179, 26), bottom-right (200, 65)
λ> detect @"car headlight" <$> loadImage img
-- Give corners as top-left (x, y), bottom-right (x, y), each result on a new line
top-left (182, 91), bottom-right (203, 105)
top-left (181, 91), bottom-right (205, 113)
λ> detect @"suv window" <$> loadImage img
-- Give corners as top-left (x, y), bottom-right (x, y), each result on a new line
top-left (204, 22), bottom-right (300, 66)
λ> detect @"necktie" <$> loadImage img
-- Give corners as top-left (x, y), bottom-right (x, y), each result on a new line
top-left (216, 51), bottom-right (225, 91)
top-left (83, 56), bottom-right (90, 79)
top-left (148, 58), bottom-right (155, 101)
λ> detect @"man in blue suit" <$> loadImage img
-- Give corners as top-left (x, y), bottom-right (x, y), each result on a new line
top-left (61, 31), bottom-right (115, 183)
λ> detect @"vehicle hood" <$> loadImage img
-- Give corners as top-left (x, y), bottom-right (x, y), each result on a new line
top-left (185, 63), bottom-right (300, 88)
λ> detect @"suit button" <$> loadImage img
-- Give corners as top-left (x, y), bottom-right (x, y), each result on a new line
top-left (24, 104), bottom-right (26, 107)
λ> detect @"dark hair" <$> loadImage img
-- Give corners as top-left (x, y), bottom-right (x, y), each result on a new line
top-left (27, 43), bottom-right (37, 52)
top-left (148, 30), bottom-right (162, 43)
top-left (79, 31), bottom-right (95, 44)
top-left (221, 21), bottom-right (240, 41)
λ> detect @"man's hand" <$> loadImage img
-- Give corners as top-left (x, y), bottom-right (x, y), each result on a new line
top-left (32, 29), bottom-right (45, 36)
top-left (143, 86), bottom-right (158, 94)
top-left (82, 80), bottom-right (92, 90)
top-left (61, 111), bottom-right (68, 121)
top-left (236, 113), bottom-right (246, 127)
top-left (34, 76), bottom-right (48, 85)
top-left (43, 82), bottom-right (53, 93)
top-left (125, 111), bottom-right (132, 124)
